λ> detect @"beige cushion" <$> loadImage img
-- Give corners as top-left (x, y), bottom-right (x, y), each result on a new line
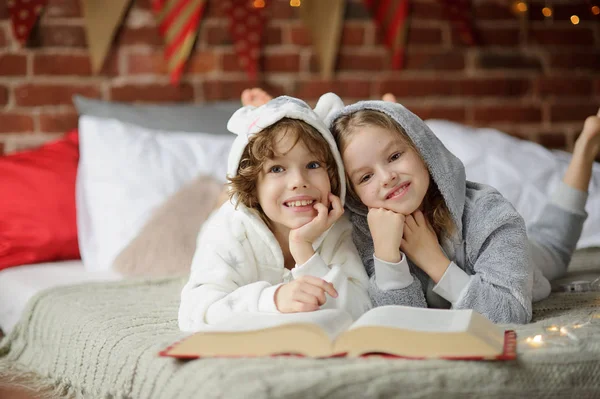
top-left (112, 175), bottom-right (225, 277)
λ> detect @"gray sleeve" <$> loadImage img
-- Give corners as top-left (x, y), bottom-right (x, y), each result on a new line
top-left (456, 200), bottom-right (533, 324)
top-left (350, 212), bottom-right (427, 308)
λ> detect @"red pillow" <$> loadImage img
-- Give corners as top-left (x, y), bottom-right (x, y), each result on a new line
top-left (0, 130), bottom-right (80, 270)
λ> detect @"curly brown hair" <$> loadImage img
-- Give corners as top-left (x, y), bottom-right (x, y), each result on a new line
top-left (331, 109), bottom-right (455, 239)
top-left (228, 118), bottom-right (341, 223)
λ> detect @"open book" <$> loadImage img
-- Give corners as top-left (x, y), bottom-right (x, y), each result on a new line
top-left (161, 305), bottom-right (516, 360)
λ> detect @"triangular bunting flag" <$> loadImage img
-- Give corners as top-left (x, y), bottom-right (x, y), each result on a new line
top-left (153, 0), bottom-right (207, 84)
top-left (7, 0), bottom-right (48, 45)
top-left (81, 0), bottom-right (132, 74)
top-left (364, 0), bottom-right (411, 69)
top-left (299, 0), bottom-right (345, 79)
top-left (223, 0), bottom-right (267, 80)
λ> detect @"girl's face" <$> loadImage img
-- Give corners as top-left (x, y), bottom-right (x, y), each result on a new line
top-left (256, 131), bottom-right (331, 237)
top-left (342, 125), bottom-right (430, 215)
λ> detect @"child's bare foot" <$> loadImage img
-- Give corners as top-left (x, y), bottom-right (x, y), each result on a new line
top-left (574, 108), bottom-right (600, 160)
top-left (241, 88), bottom-right (273, 107)
top-left (382, 93), bottom-right (397, 103)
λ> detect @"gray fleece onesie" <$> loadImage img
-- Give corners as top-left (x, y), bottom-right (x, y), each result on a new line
top-left (331, 101), bottom-right (588, 324)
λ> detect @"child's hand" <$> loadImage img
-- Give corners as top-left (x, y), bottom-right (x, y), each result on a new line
top-left (274, 276), bottom-right (338, 313)
top-left (400, 210), bottom-right (450, 282)
top-left (289, 194), bottom-right (343, 265)
top-left (368, 208), bottom-right (405, 263)
top-left (289, 192), bottom-right (342, 244)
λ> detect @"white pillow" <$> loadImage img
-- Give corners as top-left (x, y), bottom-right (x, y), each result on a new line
top-left (426, 119), bottom-right (600, 249)
top-left (77, 115), bottom-right (235, 272)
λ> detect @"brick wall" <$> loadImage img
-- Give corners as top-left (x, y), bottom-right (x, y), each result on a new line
top-left (0, 0), bottom-right (599, 154)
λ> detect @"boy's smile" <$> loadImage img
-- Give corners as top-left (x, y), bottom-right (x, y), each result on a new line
top-left (256, 131), bottom-right (331, 236)
top-left (343, 125), bottom-right (430, 215)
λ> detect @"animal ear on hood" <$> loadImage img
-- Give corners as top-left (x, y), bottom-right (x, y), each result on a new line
top-left (313, 92), bottom-right (345, 127)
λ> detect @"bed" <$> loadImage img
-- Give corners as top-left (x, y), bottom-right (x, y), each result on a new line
top-left (0, 248), bottom-right (599, 399)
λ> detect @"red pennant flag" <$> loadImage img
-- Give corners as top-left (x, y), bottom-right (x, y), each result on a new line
top-left (7, 0), bottom-right (48, 45)
top-left (223, 0), bottom-right (267, 80)
top-left (364, 0), bottom-right (411, 69)
top-left (153, 0), bottom-right (207, 84)
top-left (436, 0), bottom-right (478, 46)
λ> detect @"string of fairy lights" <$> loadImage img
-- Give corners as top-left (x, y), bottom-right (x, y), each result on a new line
top-left (511, 0), bottom-right (599, 24)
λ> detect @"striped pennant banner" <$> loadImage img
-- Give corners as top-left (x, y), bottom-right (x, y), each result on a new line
top-left (364, 0), bottom-right (411, 69)
top-left (153, 0), bottom-right (207, 84)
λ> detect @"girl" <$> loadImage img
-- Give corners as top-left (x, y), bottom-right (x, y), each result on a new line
top-left (178, 95), bottom-right (371, 331)
top-left (330, 98), bottom-right (600, 324)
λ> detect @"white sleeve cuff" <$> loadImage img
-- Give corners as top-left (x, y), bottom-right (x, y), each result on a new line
top-left (373, 252), bottom-right (414, 290)
top-left (291, 253), bottom-right (330, 279)
top-left (257, 284), bottom-right (283, 313)
top-left (432, 262), bottom-right (471, 304)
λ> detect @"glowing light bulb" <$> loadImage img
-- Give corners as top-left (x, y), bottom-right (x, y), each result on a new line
top-left (542, 7), bottom-right (552, 17)
top-left (253, 0), bottom-right (265, 8)
top-left (516, 1), bottom-right (528, 13)
top-left (570, 15), bottom-right (580, 24)
top-left (290, 0), bottom-right (301, 7)
top-left (592, 6), bottom-right (600, 15)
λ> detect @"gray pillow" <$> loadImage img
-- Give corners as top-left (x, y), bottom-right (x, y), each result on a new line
top-left (73, 95), bottom-right (241, 134)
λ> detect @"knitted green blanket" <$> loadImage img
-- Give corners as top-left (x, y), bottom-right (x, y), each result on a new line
top-left (1, 260), bottom-right (600, 398)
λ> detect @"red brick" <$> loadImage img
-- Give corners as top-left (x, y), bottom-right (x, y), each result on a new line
top-left (473, 3), bottom-right (515, 20)
top-left (45, 0), bottom-right (82, 18)
top-left (408, 106), bottom-right (467, 123)
top-left (345, 1), bottom-right (370, 20)
top-left (407, 27), bottom-right (443, 46)
top-left (203, 80), bottom-right (285, 102)
top-left (550, 104), bottom-right (600, 123)
top-left (204, 1), bottom-right (227, 18)
top-left (340, 25), bottom-right (367, 46)
top-left (39, 110), bottom-right (79, 133)
top-left (549, 52), bottom-right (600, 71)
top-left (295, 80), bottom-right (371, 100)
top-left (530, 27), bottom-right (595, 47)
top-left (537, 132), bottom-right (568, 150)
top-left (0, 86), bottom-right (8, 105)
top-left (405, 51), bottom-right (465, 70)
top-left (0, 142), bottom-right (4, 155)
top-left (0, 54), bottom-right (27, 76)
top-left (36, 25), bottom-right (87, 47)
top-left (477, 27), bottom-right (520, 47)
top-left (33, 54), bottom-right (92, 76)
top-left (264, 53), bottom-right (301, 72)
top-left (222, 52), bottom-right (244, 72)
top-left (290, 26), bottom-right (311, 46)
top-left (264, 26), bottom-right (283, 46)
top-left (127, 51), bottom-right (217, 75)
top-left (270, 1), bottom-right (298, 19)
top-left (110, 83), bottom-right (195, 103)
top-left (100, 49), bottom-right (120, 76)
top-left (14, 84), bottom-right (100, 107)
top-left (205, 25), bottom-right (232, 46)
top-left (477, 52), bottom-right (542, 70)
top-left (0, 1), bottom-right (7, 19)
top-left (535, 77), bottom-right (593, 97)
top-left (375, 79), bottom-right (455, 97)
top-left (0, 113), bottom-right (35, 133)
top-left (411, 2), bottom-right (445, 20)
top-left (459, 78), bottom-right (531, 97)
top-left (118, 27), bottom-right (163, 46)
top-left (0, 27), bottom-right (7, 48)
top-left (473, 105), bottom-right (542, 124)
top-left (336, 53), bottom-right (386, 71)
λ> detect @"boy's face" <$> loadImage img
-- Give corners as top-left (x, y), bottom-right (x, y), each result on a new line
top-left (343, 125), bottom-right (430, 216)
top-left (256, 131), bottom-right (332, 236)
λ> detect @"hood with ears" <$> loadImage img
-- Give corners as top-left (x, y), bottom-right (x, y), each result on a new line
top-left (226, 93), bottom-right (347, 204)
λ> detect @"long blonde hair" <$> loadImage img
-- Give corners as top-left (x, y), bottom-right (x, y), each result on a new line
top-left (331, 109), bottom-right (455, 239)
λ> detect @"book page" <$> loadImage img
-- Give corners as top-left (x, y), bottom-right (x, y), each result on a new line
top-left (348, 305), bottom-right (473, 332)
top-left (192, 309), bottom-right (354, 340)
